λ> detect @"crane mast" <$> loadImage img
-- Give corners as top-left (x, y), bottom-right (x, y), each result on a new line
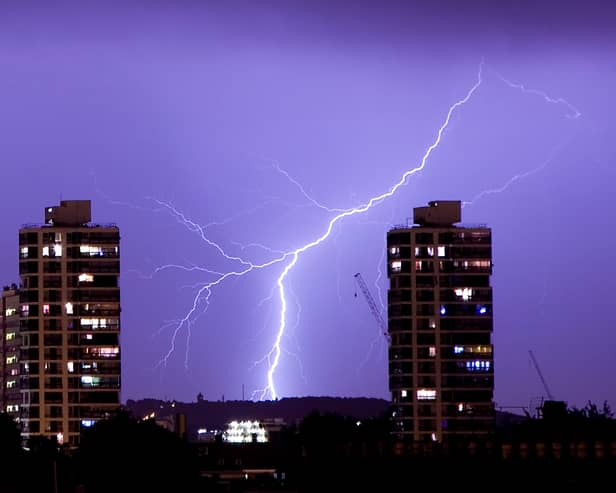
top-left (528, 349), bottom-right (554, 401)
top-left (354, 272), bottom-right (388, 339)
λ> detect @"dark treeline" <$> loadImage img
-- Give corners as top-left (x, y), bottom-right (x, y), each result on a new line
top-left (1, 401), bottom-right (615, 493)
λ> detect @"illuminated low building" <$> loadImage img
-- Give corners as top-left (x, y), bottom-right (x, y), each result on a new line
top-left (223, 420), bottom-right (268, 443)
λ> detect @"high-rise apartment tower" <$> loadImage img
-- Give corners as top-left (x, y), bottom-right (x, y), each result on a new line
top-left (18, 200), bottom-right (121, 445)
top-left (387, 200), bottom-right (494, 443)
top-left (1, 285), bottom-right (21, 421)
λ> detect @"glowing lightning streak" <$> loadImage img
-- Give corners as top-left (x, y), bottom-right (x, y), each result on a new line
top-left (492, 70), bottom-right (581, 119)
top-left (258, 64), bottom-right (485, 399)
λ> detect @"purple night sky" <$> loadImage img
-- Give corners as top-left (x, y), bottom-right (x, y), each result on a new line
top-left (0, 1), bottom-right (614, 409)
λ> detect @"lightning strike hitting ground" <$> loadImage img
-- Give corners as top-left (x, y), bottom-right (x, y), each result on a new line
top-left (150, 61), bottom-right (581, 400)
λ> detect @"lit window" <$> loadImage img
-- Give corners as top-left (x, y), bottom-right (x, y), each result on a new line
top-left (21, 305), bottom-right (29, 316)
top-left (454, 288), bottom-right (473, 301)
top-left (390, 247), bottom-right (399, 255)
top-left (85, 334), bottom-right (93, 340)
top-left (414, 247), bottom-right (420, 256)
top-left (81, 419), bottom-right (96, 427)
top-left (391, 261), bottom-right (402, 273)
top-left (440, 305), bottom-right (446, 316)
top-left (5, 332), bottom-right (15, 341)
top-left (431, 433), bottom-right (438, 442)
top-left (417, 389), bottom-right (437, 400)
top-left (454, 346), bottom-right (464, 354)
top-left (427, 247), bottom-right (434, 256)
top-left (57, 433), bottom-right (64, 445)
top-left (429, 319), bottom-right (436, 329)
top-left (6, 355), bottom-right (17, 364)
top-left (78, 273), bottom-right (94, 283)
top-left (477, 305), bottom-right (488, 315)
top-left (65, 302), bottom-right (73, 315)
top-left (67, 362), bottom-right (74, 373)
top-left (6, 380), bottom-right (16, 389)
top-left (437, 246), bottom-right (446, 257)
top-left (5, 307), bottom-right (16, 317)
top-left (53, 244), bottom-right (62, 257)
top-left (10, 369), bottom-right (18, 376)
top-left (6, 404), bottom-right (18, 413)
top-left (458, 403), bottom-right (464, 412)
top-left (43, 304), bottom-right (50, 315)
top-left (401, 390), bottom-right (408, 398)
top-left (20, 247), bottom-right (28, 258)
top-left (429, 347), bottom-right (436, 357)
top-left (42, 246), bottom-right (50, 256)
top-left (80, 245), bottom-right (103, 256)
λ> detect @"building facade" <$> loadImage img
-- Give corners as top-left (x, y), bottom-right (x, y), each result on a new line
top-left (387, 200), bottom-right (494, 443)
top-left (1, 285), bottom-right (21, 421)
top-left (18, 200), bottom-right (121, 445)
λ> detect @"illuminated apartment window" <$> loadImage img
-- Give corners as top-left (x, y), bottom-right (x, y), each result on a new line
top-left (390, 247), bottom-right (399, 255)
top-left (67, 362), bottom-right (74, 373)
top-left (6, 380), bottom-right (16, 389)
top-left (5, 307), bottom-right (16, 317)
top-left (454, 346), bottom-right (464, 354)
top-left (80, 245), bottom-right (103, 256)
top-left (21, 305), bottom-right (29, 316)
top-left (65, 303), bottom-right (73, 315)
top-left (429, 347), bottom-right (436, 357)
top-left (5, 332), bottom-right (16, 341)
top-left (391, 261), bottom-right (402, 273)
top-left (20, 247), bottom-right (29, 258)
top-left (440, 305), bottom-right (446, 315)
top-left (427, 247), bottom-right (434, 256)
top-left (454, 287), bottom-right (473, 301)
top-left (10, 369), bottom-right (18, 376)
top-left (6, 355), bottom-right (17, 364)
top-left (43, 304), bottom-right (50, 315)
top-left (81, 419), bottom-right (96, 428)
top-left (53, 244), bottom-right (62, 257)
top-left (6, 405), bottom-right (19, 413)
top-left (429, 319), bottom-right (436, 329)
top-left (417, 389), bottom-right (436, 400)
top-left (78, 273), bottom-right (94, 283)
top-left (437, 246), bottom-right (446, 257)
top-left (401, 389), bottom-right (408, 398)
top-left (42, 246), bottom-right (50, 256)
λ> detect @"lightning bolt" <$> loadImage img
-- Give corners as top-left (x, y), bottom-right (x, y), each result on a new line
top-left (491, 70), bottom-right (581, 119)
top-left (144, 60), bottom-right (579, 401)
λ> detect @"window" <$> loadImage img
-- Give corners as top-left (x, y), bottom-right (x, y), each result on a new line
top-left (6, 355), bottom-right (17, 364)
top-left (437, 246), bottom-right (446, 257)
top-left (440, 305), bottom-right (446, 316)
top-left (78, 273), bottom-right (94, 283)
top-left (454, 346), bottom-right (464, 354)
top-left (427, 247), bottom-right (434, 256)
top-left (53, 245), bottom-right (62, 257)
top-left (42, 246), bottom-right (50, 256)
top-left (80, 245), bottom-right (103, 256)
top-left (401, 389), bottom-right (408, 398)
top-left (6, 404), bottom-right (18, 413)
top-left (81, 419), bottom-right (96, 427)
top-left (43, 304), bottom-right (50, 315)
top-left (6, 380), bottom-right (16, 389)
top-left (5, 332), bottom-right (15, 341)
top-left (417, 389), bottom-right (437, 400)
top-left (390, 247), bottom-right (399, 256)
top-left (391, 261), bottom-right (402, 273)
top-left (454, 288), bottom-right (473, 301)
top-left (65, 302), bottom-right (73, 315)
top-left (429, 347), bottom-right (436, 357)
top-left (5, 307), bottom-right (16, 317)
top-left (20, 247), bottom-right (29, 258)
top-left (67, 362), bottom-right (74, 373)
top-left (465, 360), bottom-right (491, 372)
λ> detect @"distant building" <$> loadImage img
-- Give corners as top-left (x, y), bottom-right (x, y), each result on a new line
top-left (1, 285), bottom-right (21, 421)
top-left (387, 200), bottom-right (494, 443)
top-left (18, 200), bottom-right (121, 445)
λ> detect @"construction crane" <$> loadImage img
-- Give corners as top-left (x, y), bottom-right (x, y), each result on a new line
top-left (528, 349), bottom-right (554, 400)
top-left (353, 272), bottom-right (389, 340)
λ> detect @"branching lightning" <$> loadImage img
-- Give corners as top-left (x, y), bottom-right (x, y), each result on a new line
top-left (144, 61), bottom-right (581, 401)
